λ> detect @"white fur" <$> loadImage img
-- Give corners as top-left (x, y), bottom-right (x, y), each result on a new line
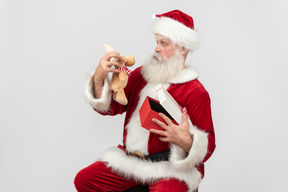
top-left (125, 83), bottom-right (170, 153)
top-left (100, 147), bottom-right (202, 192)
top-left (170, 120), bottom-right (209, 169)
top-left (153, 17), bottom-right (200, 52)
top-left (84, 71), bottom-right (112, 112)
top-left (168, 66), bottom-right (199, 84)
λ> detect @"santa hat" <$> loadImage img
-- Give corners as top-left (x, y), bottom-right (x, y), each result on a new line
top-left (152, 10), bottom-right (200, 52)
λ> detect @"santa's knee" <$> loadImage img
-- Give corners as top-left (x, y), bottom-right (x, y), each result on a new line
top-left (74, 162), bottom-right (107, 192)
top-left (74, 167), bottom-right (92, 192)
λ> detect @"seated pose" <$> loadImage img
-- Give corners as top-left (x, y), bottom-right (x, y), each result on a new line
top-left (74, 10), bottom-right (216, 192)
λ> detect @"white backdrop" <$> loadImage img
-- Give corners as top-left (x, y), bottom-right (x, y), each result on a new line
top-left (1, 0), bottom-right (288, 192)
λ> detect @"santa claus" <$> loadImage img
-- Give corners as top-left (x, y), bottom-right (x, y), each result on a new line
top-left (75, 10), bottom-right (216, 192)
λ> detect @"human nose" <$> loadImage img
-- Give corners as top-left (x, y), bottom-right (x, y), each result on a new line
top-left (154, 43), bottom-right (160, 53)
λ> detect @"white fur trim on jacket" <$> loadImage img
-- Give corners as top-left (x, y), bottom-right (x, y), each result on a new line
top-left (100, 147), bottom-right (202, 192)
top-left (84, 71), bottom-right (112, 112)
top-left (170, 120), bottom-right (208, 169)
top-left (168, 66), bottom-right (199, 84)
top-left (153, 17), bottom-right (200, 52)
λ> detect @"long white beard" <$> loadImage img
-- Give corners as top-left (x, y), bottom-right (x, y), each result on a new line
top-left (141, 51), bottom-right (185, 83)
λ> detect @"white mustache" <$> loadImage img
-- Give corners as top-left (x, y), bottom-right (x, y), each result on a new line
top-left (153, 53), bottom-right (162, 62)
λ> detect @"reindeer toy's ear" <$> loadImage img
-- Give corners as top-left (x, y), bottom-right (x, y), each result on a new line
top-left (104, 44), bottom-right (135, 105)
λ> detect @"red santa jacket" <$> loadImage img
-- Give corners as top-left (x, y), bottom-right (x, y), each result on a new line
top-left (84, 66), bottom-right (216, 192)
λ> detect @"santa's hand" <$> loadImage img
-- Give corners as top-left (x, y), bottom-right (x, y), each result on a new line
top-left (150, 111), bottom-right (193, 153)
top-left (93, 51), bottom-right (122, 99)
top-left (94, 51), bottom-right (122, 81)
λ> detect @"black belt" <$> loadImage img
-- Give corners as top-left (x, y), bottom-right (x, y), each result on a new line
top-left (129, 150), bottom-right (170, 162)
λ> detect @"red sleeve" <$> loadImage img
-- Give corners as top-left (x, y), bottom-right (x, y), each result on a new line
top-left (188, 91), bottom-right (216, 162)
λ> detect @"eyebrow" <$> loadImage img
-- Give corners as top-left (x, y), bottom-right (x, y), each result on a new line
top-left (157, 38), bottom-right (170, 43)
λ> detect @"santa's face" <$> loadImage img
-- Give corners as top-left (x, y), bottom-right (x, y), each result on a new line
top-left (154, 34), bottom-right (178, 62)
top-left (141, 38), bottom-right (185, 83)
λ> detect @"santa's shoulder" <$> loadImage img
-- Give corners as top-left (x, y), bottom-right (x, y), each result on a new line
top-left (171, 78), bottom-right (209, 97)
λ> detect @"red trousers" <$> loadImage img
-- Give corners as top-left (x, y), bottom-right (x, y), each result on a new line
top-left (74, 161), bottom-right (188, 192)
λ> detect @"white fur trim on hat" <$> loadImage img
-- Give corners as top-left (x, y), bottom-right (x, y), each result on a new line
top-left (153, 17), bottom-right (200, 52)
top-left (84, 71), bottom-right (112, 112)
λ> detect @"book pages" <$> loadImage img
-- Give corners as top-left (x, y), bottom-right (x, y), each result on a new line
top-left (155, 84), bottom-right (183, 124)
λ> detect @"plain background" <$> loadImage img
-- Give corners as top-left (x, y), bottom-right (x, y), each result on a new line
top-left (1, 0), bottom-right (288, 191)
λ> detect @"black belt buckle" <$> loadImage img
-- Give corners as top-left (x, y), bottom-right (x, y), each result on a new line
top-left (147, 150), bottom-right (170, 162)
top-left (130, 150), bottom-right (170, 162)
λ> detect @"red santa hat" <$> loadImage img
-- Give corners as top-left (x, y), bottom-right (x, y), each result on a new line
top-left (152, 10), bottom-right (200, 52)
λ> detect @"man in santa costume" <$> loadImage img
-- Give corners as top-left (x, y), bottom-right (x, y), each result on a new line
top-left (74, 10), bottom-right (216, 192)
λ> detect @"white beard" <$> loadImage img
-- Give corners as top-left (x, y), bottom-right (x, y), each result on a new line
top-left (141, 51), bottom-right (185, 83)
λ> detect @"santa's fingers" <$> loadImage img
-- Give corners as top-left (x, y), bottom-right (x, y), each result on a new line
top-left (99, 60), bottom-right (121, 73)
top-left (106, 60), bottom-right (121, 69)
top-left (152, 118), bottom-right (167, 130)
top-left (106, 67), bottom-right (121, 73)
top-left (105, 51), bottom-right (120, 61)
top-left (149, 129), bottom-right (167, 137)
top-left (158, 113), bottom-right (173, 125)
top-left (99, 57), bottom-right (121, 70)
top-left (158, 136), bottom-right (169, 142)
top-left (99, 54), bottom-right (119, 67)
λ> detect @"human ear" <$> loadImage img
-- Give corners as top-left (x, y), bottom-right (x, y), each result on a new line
top-left (179, 47), bottom-right (188, 55)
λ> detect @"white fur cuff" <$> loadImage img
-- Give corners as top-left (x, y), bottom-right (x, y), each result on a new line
top-left (84, 71), bottom-right (112, 112)
top-left (170, 120), bottom-right (208, 169)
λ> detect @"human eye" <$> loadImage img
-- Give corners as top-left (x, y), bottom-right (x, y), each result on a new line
top-left (161, 42), bottom-right (167, 46)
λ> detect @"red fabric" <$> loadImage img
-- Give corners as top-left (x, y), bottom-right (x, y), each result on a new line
top-left (95, 66), bottom-right (216, 178)
top-left (149, 178), bottom-right (188, 192)
top-left (74, 161), bottom-right (188, 192)
top-left (74, 161), bottom-right (138, 192)
top-left (155, 10), bottom-right (195, 30)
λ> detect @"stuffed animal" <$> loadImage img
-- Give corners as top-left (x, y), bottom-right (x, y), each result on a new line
top-left (104, 44), bottom-right (135, 105)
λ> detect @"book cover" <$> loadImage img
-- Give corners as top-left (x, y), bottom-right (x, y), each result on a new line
top-left (139, 84), bottom-right (183, 130)
top-left (139, 96), bottom-right (178, 131)
top-left (155, 84), bottom-right (183, 125)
